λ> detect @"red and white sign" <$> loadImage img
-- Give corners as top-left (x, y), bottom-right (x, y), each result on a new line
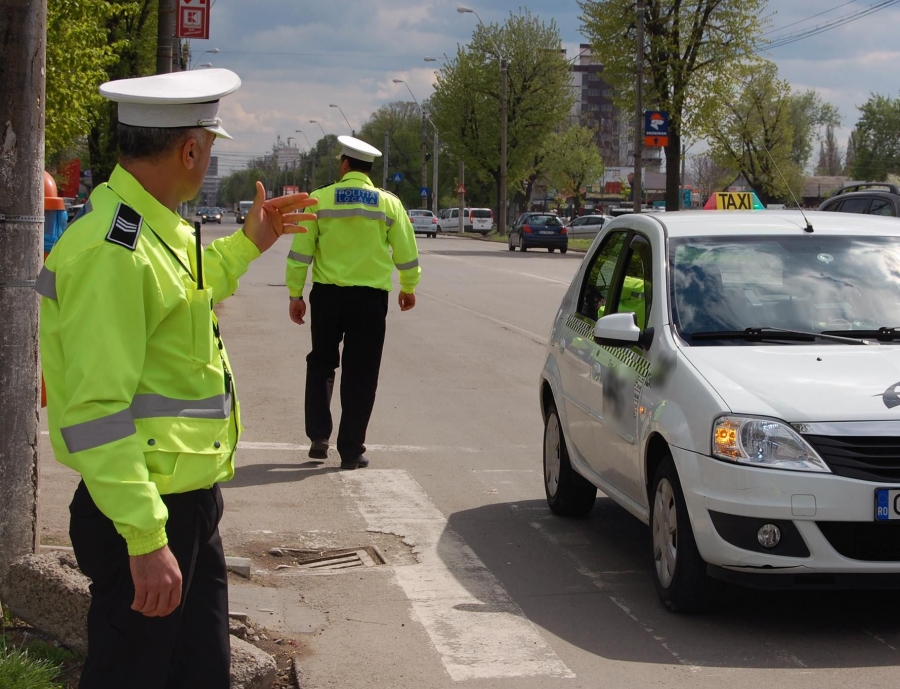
top-left (456, 184), bottom-right (466, 195)
top-left (282, 186), bottom-right (299, 195)
top-left (177, 0), bottom-right (210, 40)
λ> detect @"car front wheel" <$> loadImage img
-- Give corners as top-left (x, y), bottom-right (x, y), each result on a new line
top-left (519, 236), bottom-right (527, 252)
top-left (650, 456), bottom-right (710, 612)
top-left (544, 403), bottom-right (596, 517)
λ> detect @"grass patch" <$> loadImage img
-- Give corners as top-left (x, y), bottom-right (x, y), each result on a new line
top-left (0, 638), bottom-right (64, 689)
top-left (568, 239), bottom-right (593, 251)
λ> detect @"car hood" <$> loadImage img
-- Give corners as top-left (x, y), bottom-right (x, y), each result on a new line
top-left (680, 344), bottom-right (900, 422)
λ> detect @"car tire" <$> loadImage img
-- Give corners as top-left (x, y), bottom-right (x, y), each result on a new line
top-left (544, 402), bottom-right (597, 517)
top-left (649, 455), bottom-right (711, 613)
top-left (548, 248), bottom-right (555, 253)
top-left (520, 236), bottom-right (527, 252)
top-left (508, 240), bottom-right (515, 251)
top-left (560, 246), bottom-right (568, 254)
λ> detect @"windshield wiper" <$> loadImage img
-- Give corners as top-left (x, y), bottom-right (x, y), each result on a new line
top-left (690, 327), bottom-right (869, 345)
top-left (821, 326), bottom-right (900, 342)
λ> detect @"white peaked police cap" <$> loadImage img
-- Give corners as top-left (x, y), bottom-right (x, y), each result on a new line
top-left (336, 135), bottom-right (382, 163)
top-left (99, 69), bottom-right (242, 140)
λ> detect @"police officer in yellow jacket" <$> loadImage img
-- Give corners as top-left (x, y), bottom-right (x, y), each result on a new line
top-left (36, 69), bottom-right (316, 688)
top-left (286, 136), bottom-right (420, 469)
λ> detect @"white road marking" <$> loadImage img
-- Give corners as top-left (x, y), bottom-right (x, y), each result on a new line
top-left (417, 290), bottom-right (548, 345)
top-left (238, 441), bottom-right (483, 453)
top-left (340, 469), bottom-right (574, 681)
top-left (421, 248), bottom-right (572, 285)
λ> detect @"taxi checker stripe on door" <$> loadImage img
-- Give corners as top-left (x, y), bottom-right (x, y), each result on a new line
top-left (566, 315), bottom-right (651, 378)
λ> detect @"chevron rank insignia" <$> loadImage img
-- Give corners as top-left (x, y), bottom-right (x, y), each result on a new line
top-left (106, 203), bottom-right (143, 250)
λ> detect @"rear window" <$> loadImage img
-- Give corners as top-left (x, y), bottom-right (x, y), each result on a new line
top-left (471, 209), bottom-right (492, 219)
top-left (527, 215), bottom-right (563, 226)
top-left (409, 210), bottom-right (433, 217)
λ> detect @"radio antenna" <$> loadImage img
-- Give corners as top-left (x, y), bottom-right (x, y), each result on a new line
top-left (763, 144), bottom-right (813, 233)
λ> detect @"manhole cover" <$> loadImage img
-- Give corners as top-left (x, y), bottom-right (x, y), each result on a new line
top-left (271, 546), bottom-right (385, 574)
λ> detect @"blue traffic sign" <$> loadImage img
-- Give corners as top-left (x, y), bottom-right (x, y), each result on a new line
top-left (644, 110), bottom-right (669, 137)
top-left (420, 187), bottom-right (429, 197)
top-left (392, 172), bottom-right (403, 183)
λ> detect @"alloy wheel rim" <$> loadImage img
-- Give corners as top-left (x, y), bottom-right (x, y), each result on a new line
top-left (652, 478), bottom-right (678, 589)
top-left (544, 414), bottom-right (561, 498)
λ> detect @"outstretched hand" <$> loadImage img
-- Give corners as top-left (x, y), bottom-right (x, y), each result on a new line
top-left (243, 181), bottom-right (318, 254)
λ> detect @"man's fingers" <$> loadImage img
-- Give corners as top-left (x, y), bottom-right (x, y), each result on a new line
top-left (267, 193), bottom-right (316, 210)
top-left (132, 588), bottom-right (148, 612)
top-left (254, 180), bottom-right (266, 205)
top-left (164, 580), bottom-right (182, 617)
top-left (281, 225), bottom-right (310, 235)
top-left (141, 591), bottom-right (161, 617)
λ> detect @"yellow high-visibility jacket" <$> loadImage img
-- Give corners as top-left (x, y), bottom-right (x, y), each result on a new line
top-left (37, 165), bottom-right (260, 556)
top-left (285, 171), bottom-right (421, 295)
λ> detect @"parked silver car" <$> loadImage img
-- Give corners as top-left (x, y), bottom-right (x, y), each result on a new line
top-left (565, 214), bottom-right (611, 239)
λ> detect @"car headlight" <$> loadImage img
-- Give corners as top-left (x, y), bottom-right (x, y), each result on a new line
top-left (712, 416), bottom-right (831, 473)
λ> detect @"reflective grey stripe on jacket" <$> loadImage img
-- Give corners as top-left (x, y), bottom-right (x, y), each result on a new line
top-left (35, 267), bottom-right (57, 300)
top-left (317, 208), bottom-right (394, 226)
top-left (395, 258), bottom-right (419, 271)
top-left (287, 250), bottom-right (312, 264)
top-left (60, 393), bottom-right (232, 453)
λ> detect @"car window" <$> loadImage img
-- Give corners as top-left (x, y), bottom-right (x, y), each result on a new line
top-left (409, 210), bottom-right (432, 217)
top-left (472, 209), bottom-right (492, 219)
top-left (450, 209), bottom-right (458, 218)
top-left (580, 231), bottom-right (628, 321)
top-left (614, 237), bottom-right (652, 331)
top-left (569, 218), bottom-right (582, 227)
top-left (868, 199), bottom-right (896, 216)
top-left (837, 197), bottom-right (871, 214)
top-left (527, 214), bottom-right (563, 226)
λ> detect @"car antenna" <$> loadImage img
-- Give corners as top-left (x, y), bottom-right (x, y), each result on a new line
top-left (763, 144), bottom-right (813, 233)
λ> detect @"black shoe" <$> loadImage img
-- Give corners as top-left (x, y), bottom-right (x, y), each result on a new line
top-left (309, 440), bottom-right (329, 460)
top-left (340, 455), bottom-right (369, 470)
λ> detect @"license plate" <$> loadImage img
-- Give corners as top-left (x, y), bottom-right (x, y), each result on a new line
top-left (539, 230), bottom-right (554, 235)
top-left (875, 488), bottom-right (900, 521)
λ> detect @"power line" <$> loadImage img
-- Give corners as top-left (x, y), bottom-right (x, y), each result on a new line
top-left (760, 0), bottom-right (900, 51)
top-left (761, 0), bottom-right (861, 37)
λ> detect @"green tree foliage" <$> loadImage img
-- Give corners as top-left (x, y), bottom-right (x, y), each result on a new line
top-left (706, 62), bottom-right (804, 205)
top-left (88, 0), bottom-right (159, 185)
top-left (579, 0), bottom-right (767, 211)
top-left (788, 90), bottom-right (839, 171)
top-left (542, 126), bottom-right (604, 212)
top-left (815, 124), bottom-right (843, 176)
top-left (851, 94), bottom-right (900, 180)
top-left (430, 11), bottom-right (575, 214)
top-left (46, 0), bottom-right (122, 162)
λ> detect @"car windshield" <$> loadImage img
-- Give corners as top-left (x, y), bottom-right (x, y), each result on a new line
top-left (671, 235), bottom-right (900, 345)
top-left (526, 215), bottom-right (563, 226)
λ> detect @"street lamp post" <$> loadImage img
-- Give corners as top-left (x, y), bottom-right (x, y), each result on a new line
top-left (393, 79), bottom-right (432, 211)
top-left (329, 104), bottom-right (355, 136)
top-left (295, 130), bottom-right (315, 189)
top-left (310, 120), bottom-right (333, 183)
top-left (458, 7), bottom-right (508, 236)
top-left (189, 47), bottom-right (218, 70)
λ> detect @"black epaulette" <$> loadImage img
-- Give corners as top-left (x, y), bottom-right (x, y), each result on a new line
top-left (105, 202), bottom-right (143, 251)
top-left (378, 187), bottom-right (400, 200)
top-left (313, 181), bottom-right (336, 193)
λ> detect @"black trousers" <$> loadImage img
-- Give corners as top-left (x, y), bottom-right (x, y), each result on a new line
top-left (69, 481), bottom-right (229, 689)
top-left (305, 282), bottom-right (389, 461)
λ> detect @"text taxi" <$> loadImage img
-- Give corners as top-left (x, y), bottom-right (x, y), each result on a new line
top-left (539, 209), bottom-right (900, 611)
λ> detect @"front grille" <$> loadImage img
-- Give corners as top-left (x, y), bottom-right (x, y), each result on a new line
top-left (817, 522), bottom-right (900, 561)
top-left (804, 435), bottom-right (900, 482)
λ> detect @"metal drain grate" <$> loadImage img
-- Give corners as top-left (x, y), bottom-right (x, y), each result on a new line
top-left (273, 546), bottom-right (385, 574)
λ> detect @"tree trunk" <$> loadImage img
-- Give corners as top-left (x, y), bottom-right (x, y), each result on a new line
top-left (664, 128), bottom-right (681, 211)
top-left (0, 0), bottom-right (45, 582)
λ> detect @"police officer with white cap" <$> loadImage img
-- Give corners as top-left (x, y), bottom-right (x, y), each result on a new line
top-left (36, 69), bottom-right (316, 688)
top-left (286, 135), bottom-right (420, 469)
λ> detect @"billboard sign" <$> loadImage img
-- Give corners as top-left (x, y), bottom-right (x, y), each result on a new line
top-left (177, 0), bottom-right (210, 40)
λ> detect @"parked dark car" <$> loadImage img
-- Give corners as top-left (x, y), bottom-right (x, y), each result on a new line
top-left (819, 182), bottom-right (900, 217)
top-left (508, 213), bottom-right (568, 253)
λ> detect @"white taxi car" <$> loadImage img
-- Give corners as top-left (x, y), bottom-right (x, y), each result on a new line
top-left (540, 210), bottom-right (900, 611)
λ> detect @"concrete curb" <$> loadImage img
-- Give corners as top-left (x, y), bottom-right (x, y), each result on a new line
top-left (2, 551), bottom-right (276, 688)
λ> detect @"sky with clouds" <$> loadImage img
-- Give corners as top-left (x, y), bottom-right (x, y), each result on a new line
top-left (198, 0), bottom-right (900, 173)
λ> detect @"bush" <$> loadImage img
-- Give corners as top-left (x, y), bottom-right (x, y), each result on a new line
top-left (0, 638), bottom-right (64, 689)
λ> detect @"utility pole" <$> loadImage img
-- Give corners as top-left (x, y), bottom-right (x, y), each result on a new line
top-left (499, 57), bottom-right (509, 235)
top-left (420, 112), bottom-right (428, 210)
top-left (432, 130), bottom-right (439, 217)
top-left (157, 0), bottom-right (175, 74)
top-left (0, 0), bottom-right (45, 581)
top-left (680, 141), bottom-right (686, 210)
top-left (382, 132), bottom-right (389, 189)
top-left (632, 0), bottom-right (644, 214)
top-left (458, 161), bottom-right (465, 234)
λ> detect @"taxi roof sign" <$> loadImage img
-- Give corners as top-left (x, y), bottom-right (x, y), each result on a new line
top-left (703, 191), bottom-right (766, 211)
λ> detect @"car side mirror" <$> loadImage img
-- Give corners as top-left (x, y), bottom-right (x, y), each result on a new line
top-left (594, 313), bottom-right (654, 350)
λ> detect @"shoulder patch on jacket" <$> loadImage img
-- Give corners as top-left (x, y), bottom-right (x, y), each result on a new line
top-left (105, 203), bottom-right (143, 250)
